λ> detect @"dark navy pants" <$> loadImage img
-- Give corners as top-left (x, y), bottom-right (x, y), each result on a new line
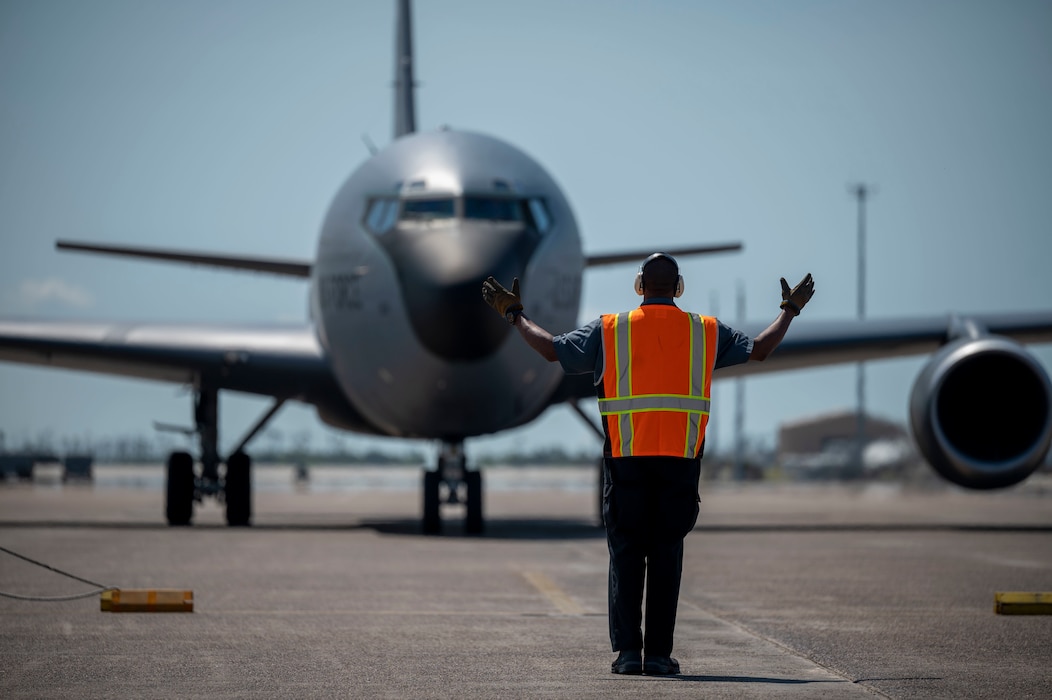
top-left (603, 456), bottom-right (701, 656)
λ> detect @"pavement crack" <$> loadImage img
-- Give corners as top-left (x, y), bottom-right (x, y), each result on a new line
top-left (679, 598), bottom-right (893, 698)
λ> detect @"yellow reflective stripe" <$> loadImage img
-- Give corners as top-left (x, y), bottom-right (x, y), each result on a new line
top-left (615, 312), bottom-right (632, 396)
top-left (598, 395), bottom-right (711, 414)
top-left (685, 314), bottom-right (695, 457)
top-left (615, 312), bottom-right (633, 455)
top-left (685, 314), bottom-right (707, 456)
top-left (690, 314), bottom-right (708, 397)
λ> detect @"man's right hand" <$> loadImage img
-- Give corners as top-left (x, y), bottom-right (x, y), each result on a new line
top-left (482, 276), bottom-right (524, 324)
top-left (779, 273), bottom-right (815, 316)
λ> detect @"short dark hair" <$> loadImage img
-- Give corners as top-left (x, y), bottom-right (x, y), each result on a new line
top-left (641, 254), bottom-right (679, 296)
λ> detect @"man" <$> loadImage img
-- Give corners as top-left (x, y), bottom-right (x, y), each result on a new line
top-left (482, 253), bottom-right (814, 676)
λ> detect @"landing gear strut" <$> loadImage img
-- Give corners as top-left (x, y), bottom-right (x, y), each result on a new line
top-left (225, 451), bottom-right (251, 526)
top-left (422, 441), bottom-right (483, 535)
top-left (165, 451), bottom-right (194, 526)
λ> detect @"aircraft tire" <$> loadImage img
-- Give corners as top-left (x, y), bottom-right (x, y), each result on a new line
top-left (166, 451), bottom-right (195, 526)
top-left (423, 470), bottom-right (441, 534)
top-left (225, 451), bottom-right (252, 527)
top-left (465, 470), bottom-right (483, 535)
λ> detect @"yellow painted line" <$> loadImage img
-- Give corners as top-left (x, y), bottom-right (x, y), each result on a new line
top-left (215, 610), bottom-right (533, 617)
top-left (521, 570), bottom-right (586, 615)
top-left (994, 592), bottom-right (1052, 615)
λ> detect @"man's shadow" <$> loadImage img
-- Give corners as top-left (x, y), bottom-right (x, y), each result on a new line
top-left (638, 674), bottom-right (850, 685)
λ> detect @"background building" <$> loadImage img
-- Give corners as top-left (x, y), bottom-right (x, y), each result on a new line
top-left (778, 410), bottom-right (914, 481)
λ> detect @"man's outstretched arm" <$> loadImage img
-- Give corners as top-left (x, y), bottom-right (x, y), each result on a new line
top-left (481, 276), bottom-right (557, 361)
top-left (750, 273), bottom-right (815, 362)
top-left (750, 308), bottom-right (796, 361)
top-left (513, 314), bottom-right (558, 362)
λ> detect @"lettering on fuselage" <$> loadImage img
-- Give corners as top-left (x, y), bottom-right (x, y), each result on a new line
top-left (319, 274), bottom-right (362, 311)
top-left (552, 272), bottom-right (580, 310)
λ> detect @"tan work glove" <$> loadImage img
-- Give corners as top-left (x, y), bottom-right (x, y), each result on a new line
top-left (779, 273), bottom-right (815, 316)
top-left (482, 276), bottom-right (524, 324)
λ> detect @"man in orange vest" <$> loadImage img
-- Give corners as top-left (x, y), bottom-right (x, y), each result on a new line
top-left (482, 253), bottom-right (814, 676)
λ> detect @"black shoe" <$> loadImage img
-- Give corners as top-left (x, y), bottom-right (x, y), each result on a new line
top-left (643, 656), bottom-right (680, 675)
top-left (611, 649), bottom-right (643, 675)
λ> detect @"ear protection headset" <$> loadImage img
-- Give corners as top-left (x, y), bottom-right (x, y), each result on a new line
top-left (635, 252), bottom-right (684, 298)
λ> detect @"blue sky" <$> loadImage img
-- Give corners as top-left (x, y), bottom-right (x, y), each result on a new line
top-left (1, 0), bottom-right (1050, 460)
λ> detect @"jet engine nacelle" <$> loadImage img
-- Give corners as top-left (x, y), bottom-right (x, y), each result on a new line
top-left (909, 335), bottom-right (1052, 489)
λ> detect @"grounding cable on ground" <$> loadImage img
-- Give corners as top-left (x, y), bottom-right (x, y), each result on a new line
top-left (0, 545), bottom-right (192, 611)
top-left (0, 544), bottom-right (115, 601)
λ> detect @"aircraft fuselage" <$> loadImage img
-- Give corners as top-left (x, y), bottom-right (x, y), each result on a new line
top-left (310, 129), bottom-right (584, 440)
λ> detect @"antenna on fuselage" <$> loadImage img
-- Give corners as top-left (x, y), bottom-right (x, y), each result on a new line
top-left (362, 133), bottom-right (378, 156)
top-left (394, 0), bottom-right (417, 139)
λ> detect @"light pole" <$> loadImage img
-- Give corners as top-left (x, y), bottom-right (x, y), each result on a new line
top-left (848, 183), bottom-right (876, 473)
top-left (734, 279), bottom-right (746, 480)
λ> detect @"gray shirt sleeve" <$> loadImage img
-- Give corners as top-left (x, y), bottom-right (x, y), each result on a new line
top-left (714, 319), bottom-right (753, 370)
top-left (552, 317), bottom-right (603, 379)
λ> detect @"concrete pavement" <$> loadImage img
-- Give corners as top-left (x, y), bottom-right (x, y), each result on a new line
top-left (2, 466), bottom-right (1050, 698)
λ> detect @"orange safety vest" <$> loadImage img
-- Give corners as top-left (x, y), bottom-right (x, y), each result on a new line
top-left (598, 306), bottom-right (718, 458)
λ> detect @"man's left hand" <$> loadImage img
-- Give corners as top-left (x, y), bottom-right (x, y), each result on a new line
top-left (482, 276), bottom-right (524, 324)
top-left (779, 273), bottom-right (815, 316)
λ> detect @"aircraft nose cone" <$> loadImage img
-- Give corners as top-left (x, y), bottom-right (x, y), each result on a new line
top-left (379, 223), bottom-right (539, 361)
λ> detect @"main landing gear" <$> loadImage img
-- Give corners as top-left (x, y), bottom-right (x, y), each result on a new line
top-left (163, 385), bottom-right (284, 528)
top-left (422, 441), bottom-right (483, 535)
top-left (164, 449), bottom-right (252, 526)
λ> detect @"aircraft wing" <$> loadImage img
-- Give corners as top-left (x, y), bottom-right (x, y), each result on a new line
top-left (55, 240), bottom-right (313, 278)
top-left (584, 242), bottom-right (742, 267)
top-left (551, 310), bottom-right (1052, 400)
top-left (0, 319), bottom-right (340, 402)
top-left (55, 239), bottom-right (743, 275)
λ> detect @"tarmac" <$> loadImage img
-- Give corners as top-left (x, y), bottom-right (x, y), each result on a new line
top-left (2, 464), bottom-right (1051, 699)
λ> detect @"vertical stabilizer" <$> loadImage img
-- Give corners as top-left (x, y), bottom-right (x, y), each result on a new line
top-left (394, 0), bottom-right (416, 139)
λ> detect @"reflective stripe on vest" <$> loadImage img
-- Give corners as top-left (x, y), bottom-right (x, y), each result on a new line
top-left (598, 308), bottom-right (718, 458)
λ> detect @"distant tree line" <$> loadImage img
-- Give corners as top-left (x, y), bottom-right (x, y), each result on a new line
top-left (0, 430), bottom-right (427, 464)
top-left (252, 447), bottom-right (426, 465)
top-left (477, 446), bottom-right (599, 466)
top-left (0, 431), bottom-right (593, 466)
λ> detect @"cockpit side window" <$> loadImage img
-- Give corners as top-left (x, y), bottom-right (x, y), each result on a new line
top-left (364, 197), bottom-right (399, 234)
top-left (401, 198), bottom-right (455, 221)
top-left (527, 198), bottom-right (552, 234)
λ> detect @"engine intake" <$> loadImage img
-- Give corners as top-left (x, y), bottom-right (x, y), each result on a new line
top-left (910, 336), bottom-right (1052, 489)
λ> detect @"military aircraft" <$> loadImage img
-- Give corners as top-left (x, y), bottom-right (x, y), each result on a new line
top-left (1, 0), bottom-right (1051, 534)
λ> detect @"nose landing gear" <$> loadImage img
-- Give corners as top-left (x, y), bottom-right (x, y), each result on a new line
top-left (422, 441), bottom-right (483, 535)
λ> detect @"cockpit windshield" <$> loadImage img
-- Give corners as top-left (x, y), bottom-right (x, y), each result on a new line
top-left (401, 198), bottom-right (455, 221)
top-left (362, 195), bottom-right (553, 235)
top-left (463, 197), bottom-right (523, 222)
